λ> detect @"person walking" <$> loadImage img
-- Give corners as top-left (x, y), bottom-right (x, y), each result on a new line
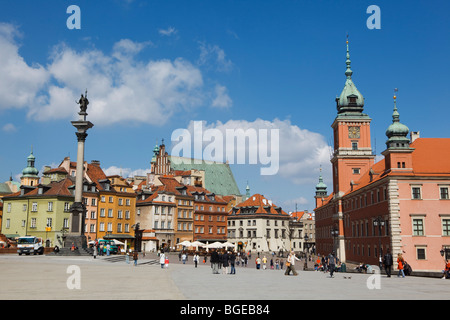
top-left (133, 250), bottom-right (138, 266)
top-left (211, 249), bottom-right (220, 274)
top-left (256, 257), bottom-right (261, 270)
top-left (193, 253), bottom-right (199, 268)
top-left (182, 252), bottom-right (187, 264)
top-left (383, 249), bottom-right (394, 277)
top-left (397, 253), bottom-right (405, 278)
top-left (284, 251), bottom-right (300, 276)
top-left (328, 252), bottom-right (337, 278)
top-left (93, 242), bottom-right (97, 259)
top-left (229, 251), bottom-right (236, 274)
top-left (159, 252), bottom-right (166, 269)
top-left (222, 251), bottom-right (229, 274)
top-left (262, 256), bottom-right (267, 270)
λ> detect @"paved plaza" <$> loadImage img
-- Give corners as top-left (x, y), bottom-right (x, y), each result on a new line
top-left (1, 252), bottom-right (450, 302)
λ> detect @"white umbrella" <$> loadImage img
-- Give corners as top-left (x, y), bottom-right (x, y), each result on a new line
top-left (223, 241), bottom-right (235, 249)
top-left (204, 241), bottom-right (224, 249)
top-left (190, 241), bottom-right (205, 249)
top-left (177, 240), bottom-right (192, 247)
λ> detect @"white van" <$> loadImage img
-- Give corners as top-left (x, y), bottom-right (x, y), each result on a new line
top-left (17, 236), bottom-right (44, 255)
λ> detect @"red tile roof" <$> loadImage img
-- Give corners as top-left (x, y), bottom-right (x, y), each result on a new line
top-left (234, 194), bottom-right (288, 215)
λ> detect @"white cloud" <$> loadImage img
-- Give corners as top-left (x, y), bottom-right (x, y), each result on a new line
top-left (2, 123), bottom-right (17, 133)
top-left (158, 27), bottom-right (178, 37)
top-left (0, 23), bottom-right (234, 126)
top-left (0, 23), bottom-right (49, 111)
top-left (103, 165), bottom-right (151, 178)
top-left (198, 42), bottom-right (233, 72)
top-left (211, 84), bottom-right (232, 108)
top-left (172, 118), bottom-right (332, 185)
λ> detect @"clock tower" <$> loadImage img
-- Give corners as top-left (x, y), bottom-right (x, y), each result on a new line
top-left (331, 39), bottom-right (375, 196)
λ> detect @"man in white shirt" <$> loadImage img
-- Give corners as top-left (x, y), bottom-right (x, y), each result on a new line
top-left (284, 251), bottom-right (300, 276)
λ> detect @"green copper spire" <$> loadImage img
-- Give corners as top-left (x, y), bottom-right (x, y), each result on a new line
top-left (345, 36), bottom-right (353, 79)
top-left (315, 167), bottom-right (327, 198)
top-left (385, 91), bottom-right (410, 149)
top-left (336, 36), bottom-right (365, 115)
top-left (22, 147), bottom-right (39, 177)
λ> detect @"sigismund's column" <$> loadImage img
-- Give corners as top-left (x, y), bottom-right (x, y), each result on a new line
top-left (66, 91), bottom-right (94, 249)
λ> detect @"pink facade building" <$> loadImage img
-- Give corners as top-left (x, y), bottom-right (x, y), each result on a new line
top-left (314, 40), bottom-right (450, 272)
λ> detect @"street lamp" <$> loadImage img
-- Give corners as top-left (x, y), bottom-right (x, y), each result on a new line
top-left (373, 216), bottom-right (385, 268)
top-left (331, 226), bottom-right (339, 255)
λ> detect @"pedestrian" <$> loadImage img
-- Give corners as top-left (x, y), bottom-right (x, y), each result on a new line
top-left (211, 249), bottom-right (220, 274)
top-left (229, 251), bottom-right (236, 274)
top-left (262, 256), bottom-right (267, 270)
top-left (222, 251), bottom-right (229, 274)
top-left (275, 259), bottom-right (280, 270)
top-left (160, 252), bottom-right (166, 269)
top-left (280, 259), bottom-right (284, 270)
top-left (93, 243), bottom-right (97, 259)
top-left (193, 252), bottom-right (199, 268)
top-left (182, 252), bottom-right (187, 264)
top-left (328, 251), bottom-right (337, 278)
top-left (244, 255), bottom-right (248, 267)
top-left (397, 253), bottom-right (405, 278)
top-left (284, 251), bottom-right (299, 276)
top-left (442, 260), bottom-right (450, 279)
top-left (383, 249), bottom-right (393, 277)
top-left (256, 257), bottom-right (261, 269)
top-left (106, 243), bottom-right (111, 256)
top-left (165, 255), bottom-right (169, 268)
top-left (133, 250), bottom-right (138, 266)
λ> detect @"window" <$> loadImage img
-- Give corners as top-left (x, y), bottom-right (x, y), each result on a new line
top-left (48, 202), bottom-right (53, 212)
top-left (440, 187), bottom-right (449, 200)
top-left (412, 218), bottom-right (424, 236)
top-left (442, 219), bottom-right (450, 236)
top-left (352, 168), bottom-right (360, 174)
top-left (416, 247), bottom-right (427, 260)
top-left (352, 142), bottom-right (358, 150)
top-left (412, 187), bottom-right (421, 200)
top-left (30, 218), bottom-right (37, 228)
top-left (108, 209), bottom-right (113, 218)
top-left (107, 222), bottom-right (113, 232)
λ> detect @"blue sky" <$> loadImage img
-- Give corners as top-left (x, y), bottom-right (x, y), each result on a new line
top-left (1, 0), bottom-right (449, 212)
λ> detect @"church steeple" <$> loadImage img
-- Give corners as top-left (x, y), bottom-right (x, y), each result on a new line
top-left (331, 37), bottom-right (375, 196)
top-left (382, 90), bottom-right (414, 171)
top-left (336, 36), bottom-right (365, 115)
top-left (315, 167), bottom-right (328, 207)
top-left (21, 147), bottom-right (40, 187)
top-left (385, 92), bottom-right (410, 149)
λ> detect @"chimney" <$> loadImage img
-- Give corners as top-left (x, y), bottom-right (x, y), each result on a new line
top-left (410, 131), bottom-right (420, 143)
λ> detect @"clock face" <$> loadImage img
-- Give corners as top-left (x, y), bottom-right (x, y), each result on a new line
top-left (348, 126), bottom-right (360, 139)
